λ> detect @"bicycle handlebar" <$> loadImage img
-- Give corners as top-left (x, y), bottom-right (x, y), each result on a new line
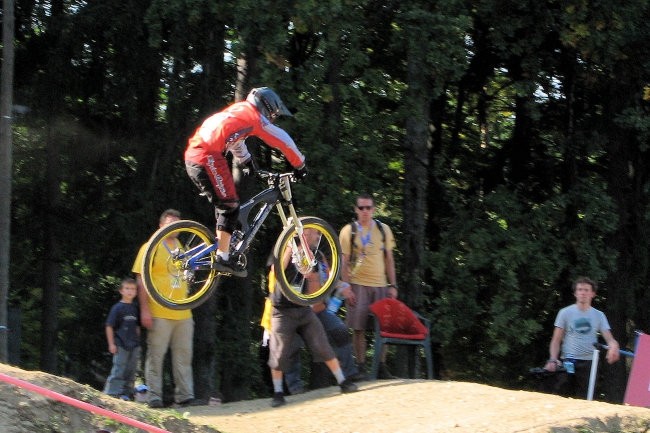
top-left (593, 342), bottom-right (635, 357)
top-left (256, 169), bottom-right (297, 183)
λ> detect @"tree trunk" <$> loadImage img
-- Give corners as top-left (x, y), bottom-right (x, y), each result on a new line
top-left (192, 293), bottom-right (219, 400)
top-left (401, 27), bottom-right (430, 308)
top-left (39, 0), bottom-right (65, 373)
top-left (602, 67), bottom-right (647, 403)
top-left (395, 11), bottom-right (431, 378)
top-left (0, 0), bottom-right (16, 363)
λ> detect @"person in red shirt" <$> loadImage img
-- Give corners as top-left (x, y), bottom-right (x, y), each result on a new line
top-left (185, 87), bottom-right (307, 274)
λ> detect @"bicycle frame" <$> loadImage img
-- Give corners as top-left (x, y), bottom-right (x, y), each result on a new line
top-left (180, 170), bottom-right (315, 272)
top-left (183, 242), bottom-right (219, 271)
top-left (233, 171), bottom-right (315, 264)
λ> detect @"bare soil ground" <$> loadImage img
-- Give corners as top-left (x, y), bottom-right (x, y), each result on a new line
top-left (2, 363), bottom-right (650, 433)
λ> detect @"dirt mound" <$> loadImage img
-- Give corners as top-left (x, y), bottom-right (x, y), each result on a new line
top-left (187, 380), bottom-right (650, 433)
top-left (0, 363), bottom-right (217, 433)
top-left (2, 363), bottom-right (650, 433)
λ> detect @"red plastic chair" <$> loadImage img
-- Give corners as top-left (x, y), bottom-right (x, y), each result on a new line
top-left (368, 298), bottom-right (434, 379)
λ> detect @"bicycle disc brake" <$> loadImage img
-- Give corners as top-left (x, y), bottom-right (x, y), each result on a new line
top-left (165, 252), bottom-right (185, 277)
top-left (291, 250), bottom-right (315, 275)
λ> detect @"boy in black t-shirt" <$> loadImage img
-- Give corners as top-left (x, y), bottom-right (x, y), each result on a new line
top-left (104, 277), bottom-right (141, 400)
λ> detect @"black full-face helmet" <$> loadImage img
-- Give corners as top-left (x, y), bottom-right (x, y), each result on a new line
top-left (246, 87), bottom-right (293, 122)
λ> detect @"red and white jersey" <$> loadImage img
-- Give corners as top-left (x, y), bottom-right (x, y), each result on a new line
top-left (184, 100), bottom-right (305, 168)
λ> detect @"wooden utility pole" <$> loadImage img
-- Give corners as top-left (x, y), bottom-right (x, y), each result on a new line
top-left (0, 0), bottom-right (16, 362)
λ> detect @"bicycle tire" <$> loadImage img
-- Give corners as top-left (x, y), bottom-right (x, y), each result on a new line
top-left (273, 217), bottom-right (342, 306)
top-left (142, 220), bottom-right (221, 310)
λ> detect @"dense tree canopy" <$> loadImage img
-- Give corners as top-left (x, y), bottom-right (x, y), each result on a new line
top-left (3, 0), bottom-right (650, 402)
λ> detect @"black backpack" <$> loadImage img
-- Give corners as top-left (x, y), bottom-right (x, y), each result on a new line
top-left (349, 218), bottom-right (386, 265)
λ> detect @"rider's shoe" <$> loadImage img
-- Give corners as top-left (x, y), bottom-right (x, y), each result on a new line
top-left (214, 256), bottom-right (248, 278)
top-left (339, 379), bottom-right (359, 393)
top-left (270, 392), bottom-right (286, 407)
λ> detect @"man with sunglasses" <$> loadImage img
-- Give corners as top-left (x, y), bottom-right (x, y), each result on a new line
top-left (338, 194), bottom-right (398, 379)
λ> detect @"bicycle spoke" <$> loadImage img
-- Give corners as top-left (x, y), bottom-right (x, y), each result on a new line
top-left (273, 218), bottom-right (341, 306)
top-left (142, 220), bottom-right (221, 310)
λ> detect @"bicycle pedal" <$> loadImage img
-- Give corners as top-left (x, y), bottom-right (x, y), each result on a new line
top-left (213, 262), bottom-right (248, 278)
top-left (218, 269), bottom-right (248, 278)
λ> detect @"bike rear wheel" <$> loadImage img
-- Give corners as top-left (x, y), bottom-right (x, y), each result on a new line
top-left (142, 220), bottom-right (221, 310)
top-left (273, 217), bottom-right (342, 306)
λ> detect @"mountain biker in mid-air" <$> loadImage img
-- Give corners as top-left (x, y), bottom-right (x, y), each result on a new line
top-left (184, 87), bottom-right (308, 275)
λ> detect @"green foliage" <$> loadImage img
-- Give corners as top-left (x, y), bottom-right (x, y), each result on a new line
top-left (429, 184), bottom-right (618, 383)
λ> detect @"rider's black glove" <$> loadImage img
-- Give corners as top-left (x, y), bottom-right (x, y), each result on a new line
top-left (241, 158), bottom-right (257, 177)
top-left (293, 164), bottom-right (308, 180)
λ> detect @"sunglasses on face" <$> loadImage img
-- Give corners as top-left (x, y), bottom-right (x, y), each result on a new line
top-left (356, 205), bottom-right (373, 211)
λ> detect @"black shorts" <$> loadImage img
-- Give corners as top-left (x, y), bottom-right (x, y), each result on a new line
top-left (268, 307), bottom-right (335, 371)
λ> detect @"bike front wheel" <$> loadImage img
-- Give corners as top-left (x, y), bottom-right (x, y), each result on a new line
top-left (273, 217), bottom-right (342, 306)
top-left (142, 220), bottom-right (221, 310)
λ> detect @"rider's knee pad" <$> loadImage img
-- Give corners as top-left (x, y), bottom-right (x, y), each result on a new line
top-left (216, 204), bottom-right (240, 233)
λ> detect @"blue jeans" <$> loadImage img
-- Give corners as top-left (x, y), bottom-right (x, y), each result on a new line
top-left (104, 346), bottom-right (141, 397)
top-left (317, 310), bottom-right (358, 378)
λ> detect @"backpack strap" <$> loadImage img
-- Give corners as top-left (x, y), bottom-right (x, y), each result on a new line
top-left (374, 219), bottom-right (386, 256)
top-left (350, 218), bottom-right (386, 263)
top-left (349, 220), bottom-right (357, 266)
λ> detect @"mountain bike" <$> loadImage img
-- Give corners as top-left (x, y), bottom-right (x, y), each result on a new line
top-left (140, 169), bottom-right (342, 310)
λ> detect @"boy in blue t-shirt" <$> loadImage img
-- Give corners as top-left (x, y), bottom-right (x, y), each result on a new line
top-left (103, 277), bottom-right (141, 400)
top-left (543, 276), bottom-right (620, 398)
